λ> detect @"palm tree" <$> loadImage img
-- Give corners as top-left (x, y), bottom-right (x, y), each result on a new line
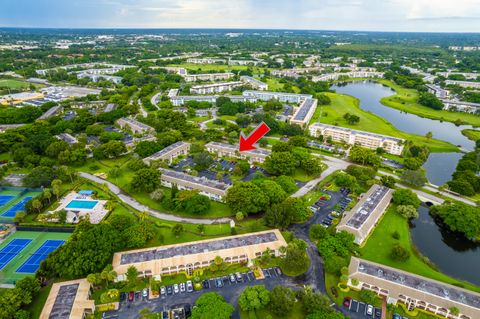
top-left (43, 189), bottom-right (52, 204)
top-left (32, 199), bottom-right (43, 213)
top-left (101, 266), bottom-right (117, 288)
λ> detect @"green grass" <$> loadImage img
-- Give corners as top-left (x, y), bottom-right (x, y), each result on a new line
top-left (360, 206), bottom-right (480, 293)
top-left (0, 79), bottom-right (31, 89)
top-left (264, 77), bottom-right (301, 93)
top-left (311, 92), bottom-right (458, 153)
top-left (28, 284), bottom-right (52, 319)
top-left (462, 129), bottom-right (480, 141)
top-left (0, 231), bottom-right (71, 284)
top-left (376, 79), bottom-right (480, 127)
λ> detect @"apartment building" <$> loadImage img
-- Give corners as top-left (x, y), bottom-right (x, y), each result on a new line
top-left (56, 133), bottom-right (78, 145)
top-left (437, 72), bottom-right (480, 80)
top-left (242, 90), bottom-right (312, 103)
top-left (167, 89), bottom-right (179, 98)
top-left (441, 99), bottom-right (480, 114)
top-left (116, 117), bottom-right (155, 134)
top-left (337, 184), bottom-right (393, 245)
top-left (190, 81), bottom-right (243, 94)
top-left (36, 63), bottom-right (135, 76)
top-left (445, 80), bottom-right (480, 89)
top-left (159, 168), bottom-right (230, 201)
top-left (348, 257), bottom-right (480, 319)
top-left (205, 141), bottom-right (271, 164)
top-left (143, 141), bottom-right (191, 165)
top-left (290, 98), bottom-right (318, 128)
top-left (76, 70), bottom-right (123, 84)
top-left (228, 59), bottom-right (266, 66)
top-left (426, 84), bottom-right (449, 99)
top-left (187, 57), bottom-right (227, 64)
top-left (170, 95), bottom-right (218, 106)
top-left (183, 72), bottom-right (234, 83)
top-left (112, 230), bottom-right (287, 278)
top-left (40, 279), bottom-right (95, 319)
top-left (309, 123), bottom-right (405, 155)
top-left (240, 76), bottom-right (268, 90)
top-left (312, 71), bottom-right (384, 82)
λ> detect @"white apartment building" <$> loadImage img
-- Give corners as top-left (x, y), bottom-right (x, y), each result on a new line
top-left (183, 72), bottom-right (234, 83)
top-left (187, 57), bottom-right (227, 64)
top-left (228, 59), bottom-right (267, 66)
top-left (309, 123), bottom-right (405, 155)
top-left (159, 168), bottom-right (230, 201)
top-left (143, 141), bottom-right (191, 165)
top-left (426, 84), bottom-right (449, 99)
top-left (441, 99), bottom-right (480, 114)
top-left (437, 72), bottom-right (480, 80)
top-left (445, 80), bottom-right (480, 89)
top-left (116, 117), bottom-right (155, 134)
top-left (36, 63), bottom-right (135, 76)
top-left (242, 90), bottom-right (312, 103)
top-left (240, 76), bottom-right (268, 90)
top-left (312, 72), bottom-right (384, 82)
top-left (190, 81), bottom-right (243, 94)
top-left (205, 142), bottom-right (271, 164)
top-left (290, 98), bottom-right (318, 128)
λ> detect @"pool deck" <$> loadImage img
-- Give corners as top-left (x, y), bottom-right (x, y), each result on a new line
top-left (48, 191), bottom-right (108, 224)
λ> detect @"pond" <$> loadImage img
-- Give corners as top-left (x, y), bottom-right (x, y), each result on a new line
top-left (410, 205), bottom-right (480, 286)
top-left (331, 81), bottom-right (474, 185)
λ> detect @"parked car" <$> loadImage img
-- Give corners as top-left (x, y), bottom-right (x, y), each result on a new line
top-left (142, 288), bottom-right (148, 298)
top-left (160, 286), bottom-right (166, 295)
top-left (235, 272), bottom-right (243, 282)
top-left (274, 267), bottom-right (282, 276)
top-left (374, 308), bottom-right (382, 318)
top-left (166, 286), bottom-right (173, 295)
top-left (120, 292), bottom-right (127, 302)
top-left (343, 297), bottom-right (352, 308)
top-left (215, 278), bottom-right (223, 288)
top-left (128, 291), bottom-right (134, 302)
top-left (173, 284), bottom-right (179, 294)
top-left (392, 314), bottom-right (402, 319)
top-left (180, 282), bottom-right (186, 293)
top-left (186, 280), bottom-right (193, 292)
top-left (202, 280), bottom-right (210, 289)
top-left (366, 304), bottom-right (374, 316)
top-left (229, 274), bottom-right (236, 283)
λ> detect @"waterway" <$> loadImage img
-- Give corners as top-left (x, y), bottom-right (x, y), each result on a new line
top-left (410, 205), bottom-right (480, 286)
top-left (331, 81), bottom-right (475, 185)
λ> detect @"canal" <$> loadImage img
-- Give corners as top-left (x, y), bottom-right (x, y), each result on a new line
top-left (331, 81), bottom-right (474, 186)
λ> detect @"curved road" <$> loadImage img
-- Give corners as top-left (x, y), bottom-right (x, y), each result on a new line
top-left (79, 172), bottom-right (232, 225)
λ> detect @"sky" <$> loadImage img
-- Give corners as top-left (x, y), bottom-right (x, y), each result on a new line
top-left (1, 0), bottom-right (480, 32)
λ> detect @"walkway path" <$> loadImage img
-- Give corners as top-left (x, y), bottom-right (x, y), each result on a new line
top-left (137, 98), bottom-right (148, 117)
top-left (150, 93), bottom-right (161, 110)
top-left (79, 172), bottom-right (232, 225)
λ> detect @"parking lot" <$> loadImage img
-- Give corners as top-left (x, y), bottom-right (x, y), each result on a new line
top-left (111, 267), bottom-right (299, 319)
top-left (342, 297), bottom-right (383, 319)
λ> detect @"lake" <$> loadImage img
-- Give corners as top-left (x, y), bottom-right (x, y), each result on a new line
top-left (410, 205), bottom-right (480, 286)
top-left (331, 81), bottom-right (474, 185)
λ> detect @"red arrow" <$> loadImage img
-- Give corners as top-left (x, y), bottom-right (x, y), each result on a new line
top-left (239, 122), bottom-right (270, 152)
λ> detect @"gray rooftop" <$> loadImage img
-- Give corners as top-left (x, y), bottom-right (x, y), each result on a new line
top-left (160, 168), bottom-right (230, 191)
top-left (346, 185), bottom-right (390, 229)
top-left (293, 98), bottom-right (316, 121)
top-left (146, 142), bottom-right (188, 160)
top-left (358, 261), bottom-right (480, 309)
top-left (120, 231), bottom-right (278, 265)
top-left (312, 123), bottom-right (404, 142)
top-left (48, 284), bottom-right (79, 319)
top-left (206, 141), bottom-right (271, 157)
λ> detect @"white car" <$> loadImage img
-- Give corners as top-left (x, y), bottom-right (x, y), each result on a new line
top-left (366, 304), bottom-right (374, 316)
top-left (186, 280), bottom-right (193, 292)
top-left (173, 284), bottom-right (179, 294)
top-left (160, 286), bottom-right (166, 295)
top-left (142, 288), bottom-right (148, 298)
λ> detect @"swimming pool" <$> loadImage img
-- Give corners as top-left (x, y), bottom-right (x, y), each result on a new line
top-left (66, 200), bottom-right (98, 210)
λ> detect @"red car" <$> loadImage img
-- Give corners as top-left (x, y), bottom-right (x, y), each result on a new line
top-left (343, 297), bottom-right (351, 308)
top-left (320, 197), bottom-right (327, 200)
top-left (128, 291), bottom-right (134, 302)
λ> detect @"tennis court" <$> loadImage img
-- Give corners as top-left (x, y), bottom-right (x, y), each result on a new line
top-left (0, 238), bottom-right (32, 270)
top-left (16, 239), bottom-right (65, 273)
top-left (0, 195), bottom-right (15, 207)
top-left (1, 196), bottom-right (33, 218)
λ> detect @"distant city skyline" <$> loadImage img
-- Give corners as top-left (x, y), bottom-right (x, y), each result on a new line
top-left (1, 0), bottom-right (480, 32)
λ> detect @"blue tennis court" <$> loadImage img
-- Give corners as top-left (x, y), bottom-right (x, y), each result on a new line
top-left (0, 238), bottom-right (32, 270)
top-left (0, 195), bottom-right (15, 206)
top-left (1, 196), bottom-right (32, 218)
top-left (16, 239), bottom-right (65, 273)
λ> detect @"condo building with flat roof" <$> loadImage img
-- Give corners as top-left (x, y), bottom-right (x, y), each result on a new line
top-left (159, 168), bottom-right (230, 201)
top-left (205, 141), bottom-right (271, 164)
top-left (441, 99), bottom-right (480, 114)
top-left (190, 81), bottom-right (243, 94)
top-left (116, 117), bottom-right (155, 135)
top-left (40, 279), bottom-right (95, 319)
top-left (240, 76), bottom-right (268, 90)
top-left (242, 90), bottom-right (312, 103)
top-left (312, 71), bottom-right (384, 82)
top-left (170, 95), bottom-right (218, 106)
top-left (183, 72), bottom-right (234, 83)
top-left (112, 229), bottom-right (287, 278)
top-left (445, 80), bottom-right (480, 89)
top-left (309, 123), bottom-right (405, 155)
top-left (143, 141), bottom-right (191, 165)
top-left (290, 98), bottom-right (318, 128)
top-left (186, 57), bottom-right (227, 64)
top-left (437, 72), bottom-right (480, 80)
top-left (337, 184), bottom-right (392, 245)
top-left (426, 84), bottom-right (449, 99)
top-left (348, 257), bottom-right (480, 319)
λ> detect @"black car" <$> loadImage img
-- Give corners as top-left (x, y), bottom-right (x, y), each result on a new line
top-left (374, 308), bottom-right (382, 318)
top-left (120, 292), bottom-right (127, 302)
top-left (166, 285), bottom-right (173, 295)
top-left (202, 280), bottom-right (210, 289)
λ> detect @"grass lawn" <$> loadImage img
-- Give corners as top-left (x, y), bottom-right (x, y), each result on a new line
top-left (292, 168), bottom-right (319, 182)
top-left (461, 129), bottom-right (480, 141)
top-left (0, 78), bottom-right (31, 89)
top-left (360, 206), bottom-right (480, 293)
top-left (376, 79), bottom-right (480, 127)
top-left (310, 92), bottom-right (458, 153)
top-left (28, 284), bottom-right (52, 319)
top-left (264, 77), bottom-right (301, 93)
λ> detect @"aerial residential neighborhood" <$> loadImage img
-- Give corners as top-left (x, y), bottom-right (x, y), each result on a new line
top-left (0, 2), bottom-right (480, 319)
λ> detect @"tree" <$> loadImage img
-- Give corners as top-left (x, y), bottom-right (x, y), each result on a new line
top-left (172, 224), bottom-right (184, 237)
top-left (310, 224), bottom-right (328, 242)
top-left (238, 285), bottom-right (271, 311)
top-left (390, 244), bottom-right (410, 262)
top-left (281, 239), bottom-right (309, 276)
top-left (343, 112), bottom-right (360, 125)
top-left (51, 179), bottom-right (63, 199)
top-left (401, 169), bottom-right (427, 187)
top-left (130, 168), bottom-right (161, 193)
top-left (23, 166), bottom-right (55, 188)
top-left (149, 188), bottom-right (164, 201)
top-left (418, 92), bottom-right (443, 110)
top-left (191, 292), bottom-right (234, 319)
top-left (126, 266), bottom-right (139, 286)
top-left (397, 205), bottom-right (419, 219)
top-left (100, 265), bottom-right (117, 288)
top-left (359, 289), bottom-right (378, 305)
top-left (425, 131), bottom-right (433, 139)
top-left (349, 146), bottom-right (381, 167)
top-left (275, 175), bottom-right (298, 194)
top-left (265, 151), bottom-right (296, 175)
top-left (449, 307), bottom-right (460, 316)
top-left (300, 288), bottom-right (331, 315)
top-left (269, 286), bottom-right (296, 315)
top-left (392, 188), bottom-right (421, 207)
top-left (14, 211), bottom-right (26, 223)
top-left (43, 189), bottom-right (52, 204)
top-left (87, 273), bottom-right (102, 287)
top-left (226, 182), bottom-right (269, 214)
top-left (253, 179), bottom-right (287, 205)
top-left (380, 175), bottom-right (396, 188)
top-left (197, 224), bottom-right (205, 234)
top-left (193, 151), bottom-right (214, 171)
top-left (431, 202), bottom-right (480, 239)
top-left (32, 199), bottom-right (42, 213)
